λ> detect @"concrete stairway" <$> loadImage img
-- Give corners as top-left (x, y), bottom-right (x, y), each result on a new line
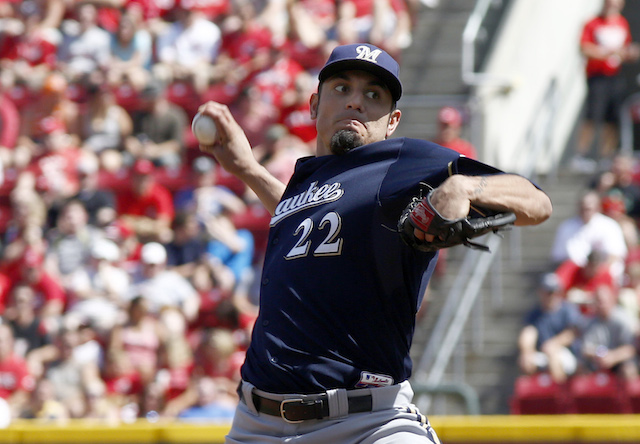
top-left (395, 0), bottom-right (476, 142)
top-left (400, 0), bottom-right (475, 97)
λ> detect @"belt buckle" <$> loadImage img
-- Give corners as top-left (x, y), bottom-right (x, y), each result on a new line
top-left (280, 398), bottom-right (322, 423)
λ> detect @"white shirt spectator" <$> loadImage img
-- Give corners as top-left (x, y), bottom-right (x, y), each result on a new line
top-left (57, 4), bottom-right (111, 77)
top-left (155, 12), bottom-right (221, 68)
top-left (127, 242), bottom-right (200, 322)
top-left (551, 191), bottom-right (627, 280)
top-left (551, 212), bottom-right (627, 266)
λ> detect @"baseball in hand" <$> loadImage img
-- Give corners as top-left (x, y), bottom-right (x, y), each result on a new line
top-left (192, 112), bottom-right (218, 145)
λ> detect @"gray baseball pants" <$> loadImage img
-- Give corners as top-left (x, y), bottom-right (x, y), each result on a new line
top-left (225, 380), bottom-right (441, 443)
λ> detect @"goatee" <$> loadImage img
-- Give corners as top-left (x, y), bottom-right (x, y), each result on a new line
top-left (330, 130), bottom-right (364, 155)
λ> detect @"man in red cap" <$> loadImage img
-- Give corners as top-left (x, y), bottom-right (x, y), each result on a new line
top-left (433, 106), bottom-right (478, 160)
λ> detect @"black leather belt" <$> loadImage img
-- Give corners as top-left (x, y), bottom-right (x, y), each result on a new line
top-left (245, 391), bottom-right (373, 423)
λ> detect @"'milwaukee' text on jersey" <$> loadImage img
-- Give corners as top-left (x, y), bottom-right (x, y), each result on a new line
top-left (241, 137), bottom-right (502, 394)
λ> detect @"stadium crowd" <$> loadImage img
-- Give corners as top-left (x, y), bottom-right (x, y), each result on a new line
top-left (512, 0), bottom-right (640, 414)
top-left (0, 0), bottom-right (416, 423)
top-left (514, 153), bottom-right (640, 413)
top-left (4, 0), bottom-right (640, 423)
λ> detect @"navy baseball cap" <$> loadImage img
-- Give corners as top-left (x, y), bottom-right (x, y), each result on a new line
top-left (318, 44), bottom-right (402, 102)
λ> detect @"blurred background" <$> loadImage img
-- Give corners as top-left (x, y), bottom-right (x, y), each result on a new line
top-left (1, 0), bottom-right (640, 442)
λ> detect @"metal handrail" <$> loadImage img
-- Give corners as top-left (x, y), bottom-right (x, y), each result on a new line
top-left (620, 92), bottom-right (640, 156)
top-left (411, 381), bottom-right (481, 416)
top-left (461, 0), bottom-right (513, 89)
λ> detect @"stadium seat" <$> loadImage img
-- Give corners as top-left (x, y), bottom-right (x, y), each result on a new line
top-left (510, 372), bottom-right (573, 414)
top-left (624, 377), bottom-right (640, 413)
top-left (569, 372), bottom-right (631, 414)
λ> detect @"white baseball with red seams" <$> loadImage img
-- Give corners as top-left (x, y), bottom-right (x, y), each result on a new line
top-left (191, 112), bottom-right (218, 145)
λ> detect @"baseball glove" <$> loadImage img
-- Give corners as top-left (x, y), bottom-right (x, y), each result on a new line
top-left (398, 187), bottom-right (517, 253)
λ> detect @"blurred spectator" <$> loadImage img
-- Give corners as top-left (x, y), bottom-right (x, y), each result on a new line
top-left (56, 3), bottom-right (111, 81)
top-left (174, 156), bottom-right (245, 219)
top-left (116, 159), bottom-right (175, 243)
top-left (22, 121), bottom-right (83, 217)
top-left (0, 82), bottom-right (20, 169)
top-left (123, 80), bottom-right (188, 169)
top-left (155, 307), bottom-right (194, 403)
top-left (17, 72), bottom-right (80, 167)
top-left (12, 252), bottom-right (67, 334)
top-left (0, 1), bottom-right (61, 87)
top-left (288, 0), bottom-right (337, 40)
top-left (190, 260), bottom-right (240, 332)
top-left (44, 324), bottom-right (103, 418)
top-left (4, 284), bottom-right (58, 379)
top-left (278, 71), bottom-right (318, 147)
top-left (77, 71), bottom-right (133, 170)
top-left (72, 153), bottom-right (116, 227)
top-left (20, 377), bottom-right (69, 421)
top-left (205, 219), bottom-right (254, 287)
top-left (600, 192), bottom-right (639, 253)
top-left (619, 262), bottom-right (640, 330)
top-left (107, 295), bottom-right (166, 385)
top-left (175, 376), bottom-right (236, 422)
top-left (83, 379), bottom-right (120, 421)
top-left (170, 0), bottom-right (231, 24)
top-left (2, 218), bottom-right (47, 280)
top-left (71, 0), bottom-right (161, 34)
top-left (334, 0), bottom-right (411, 58)
top-left (64, 238), bottom-right (129, 337)
top-left (101, 218), bottom-right (140, 274)
top-left (154, 5), bottom-right (222, 94)
top-left (555, 250), bottom-right (617, 315)
top-left (101, 349), bottom-right (144, 413)
top-left (164, 210), bottom-right (242, 332)
top-left (0, 1), bottom-right (65, 31)
top-left (2, 184), bottom-right (47, 247)
top-left (193, 328), bottom-right (243, 392)
top-left (72, 318), bottom-right (104, 370)
top-left (214, 0), bottom-right (272, 91)
top-left (261, 129), bottom-right (313, 186)
top-left (164, 328), bottom-right (241, 417)
top-left (230, 85), bottom-right (279, 148)
top-left (250, 46), bottom-right (304, 111)
top-left (550, 190), bottom-right (627, 282)
top-left (165, 211), bottom-right (209, 281)
top-left (137, 380), bottom-right (165, 420)
top-left (106, 10), bottom-right (153, 92)
top-left (517, 273), bottom-right (584, 384)
top-left (592, 154), bottom-right (640, 220)
top-left (0, 323), bottom-right (35, 419)
top-left (578, 284), bottom-right (638, 380)
top-left (44, 199), bottom-right (104, 291)
top-left (572, 0), bottom-right (640, 170)
top-left (433, 106), bottom-right (478, 160)
top-left (276, 0), bottom-right (332, 72)
top-left (127, 242), bottom-right (200, 323)
top-left (172, 159), bottom-right (255, 277)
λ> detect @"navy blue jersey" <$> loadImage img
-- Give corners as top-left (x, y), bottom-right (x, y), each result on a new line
top-left (241, 137), bottom-right (502, 394)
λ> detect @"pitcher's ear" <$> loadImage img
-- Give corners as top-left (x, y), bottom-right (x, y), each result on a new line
top-left (309, 93), bottom-right (319, 120)
top-left (386, 109), bottom-right (402, 138)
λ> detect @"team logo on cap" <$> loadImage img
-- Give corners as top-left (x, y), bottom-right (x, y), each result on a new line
top-left (355, 45), bottom-right (381, 64)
